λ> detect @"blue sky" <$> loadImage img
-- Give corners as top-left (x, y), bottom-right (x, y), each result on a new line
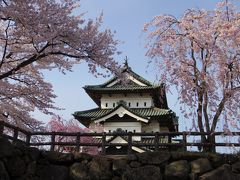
top-left (35, 0), bottom-right (239, 133)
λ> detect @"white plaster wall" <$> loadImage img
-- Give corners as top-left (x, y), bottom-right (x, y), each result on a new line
top-left (101, 93), bottom-right (153, 109)
top-left (104, 122), bottom-right (141, 141)
top-left (104, 122), bottom-right (141, 132)
top-left (142, 121), bottom-right (160, 133)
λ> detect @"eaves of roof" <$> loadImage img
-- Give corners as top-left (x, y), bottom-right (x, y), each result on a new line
top-left (74, 105), bottom-right (172, 120)
top-left (83, 85), bottom-right (161, 92)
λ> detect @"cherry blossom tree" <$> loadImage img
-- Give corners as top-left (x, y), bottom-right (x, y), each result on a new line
top-left (144, 1), bottom-right (240, 150)
top-left (46, 115), bottom-right (102, 155)
top-left (0, 0), bottom-right (119, 130)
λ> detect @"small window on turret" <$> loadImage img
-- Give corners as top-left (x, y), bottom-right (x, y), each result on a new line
top-left (136, 102), bottom-right (139, 107)
top-left (128, 102), bottom-right (131, 107)
top-left (113, 103), bottom-right (115, 107)
top-left (144, 102), bottom-right (147, 107)
top-left (105, 103), bottom-right (108, 107)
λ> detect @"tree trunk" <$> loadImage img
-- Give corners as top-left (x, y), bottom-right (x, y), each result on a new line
top-left (197, 92), bottom-right (207, 145)
top-left (202, 133), bottom-right (216, 152)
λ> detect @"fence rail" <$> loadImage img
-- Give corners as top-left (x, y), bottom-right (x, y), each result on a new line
top-left (0, 121), bottom-right (240, 154)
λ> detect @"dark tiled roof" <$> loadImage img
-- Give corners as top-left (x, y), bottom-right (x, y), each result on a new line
top-left (124, 68), bottom-right (153, 86)
top-left (74, 108), bottom-right (111, 118)
top-left (74, 106), bottom-right (171, 119)
top-left (84, 66), bottom-right (155, 91)
top-left (133, 108), bottom-right (171, 117)
top-left (84, 85), bottom-right (161, 92)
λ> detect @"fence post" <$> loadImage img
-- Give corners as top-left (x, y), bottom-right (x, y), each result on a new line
top-left (182, 132), bottom-right (187, 151)
top-left (13, 129), bottom-right (18, 142)
top-left (0, 121), bottom-right (4, 135)
top-left (50, 132), bottom-right (56, 151)
top-left (101, 132), bottom-right (106, 155)
top-left (128, 132), bottom-right (132, 154)
top-left (26, 133), bottom-right (31, 146)
top-left (76, 133), bottom-right (81, 152)
top-left (154, 132), bottom-right (159, 151)
top-left (168, 134), bottom-right (172, 151)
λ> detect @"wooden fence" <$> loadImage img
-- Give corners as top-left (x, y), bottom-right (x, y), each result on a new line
top-left (0, 121), bottom-right (240, 154)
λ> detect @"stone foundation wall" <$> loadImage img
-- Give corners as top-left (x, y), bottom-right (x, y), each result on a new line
top-left (1, 138), bottom-right (240, 180)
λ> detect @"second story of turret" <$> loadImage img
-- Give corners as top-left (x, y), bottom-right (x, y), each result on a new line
top-left (83, 60), bottom-right (168, 110)
top-left (100, 93), bottom-right (153, 109)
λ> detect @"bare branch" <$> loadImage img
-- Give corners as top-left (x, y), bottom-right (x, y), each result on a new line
top-left (0, 42), bottom-right (51, 80)
top-left (210, 95), bottom-right (228, 132)
top-left (7, 77), bottom-right (32, 86)
top-left (203, 91), bottom-right (210, 132)
top-left (0, 20), bottom-right (10, 69)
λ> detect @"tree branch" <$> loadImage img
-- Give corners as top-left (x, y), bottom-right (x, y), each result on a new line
top-left (210, 95), bottom-right (228, 132)
top-left (7, 77), bottom-right (32, 86)
top-left (191, 39), bottom-right (200, 89)
top-left (209, 87), bottom-right (240, 132)
top-left (2, 0), bottom-right (8, 6)
top-left (0, 20), bottom-right (11, 69)
top-left (0, 42), bottom-right (50, 80)
top-left (203, 91), bottom-right (210, 132)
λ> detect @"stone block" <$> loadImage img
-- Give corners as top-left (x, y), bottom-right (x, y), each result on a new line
top-left (165, 160), bottom-right (190, 180)
top-left (130, 161), bottom-right (141, 168)
top-left (73, 152), bottom-right (93, 162)
top-left (36, 164), bottom-right (69, 180)
top-left (89, 156), bottom-right (113, 179)
top-left (0, 161), bottom-right (9, 180)
top-left (6, 156), bottom-right (26, 177)
top-left (122, 165), bottom-right (162, 180)
top-left (70, 162), bottom-right (90, 180)
top-left (232, 161), bottom-right (240, 174)
top-left (191, 158), bottom-right (212, 175)
top-left (136, 151), bottom-right (170, 165)
top-left (41, 151), bottom-right (73, 165)
top-left (0, 138), bottom-right (14, 158)
top-left (199, 164), bottom-right (240, 180)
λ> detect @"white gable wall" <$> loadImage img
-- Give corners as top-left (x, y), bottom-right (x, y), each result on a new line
top-left (108, 136), bottom-right (128, 143)
top-left (101, 93), bottom-right (153, 109)
top-left (106, 74), bottom-right (148, 87)
top-left (104, 122), bottom-right (141, 141)
top-left (106, 136), bottom-right (146, 153)
top-left (126, 74), bottom-right (148, 86)
top-left (94, 106), bottom-right (149, 123)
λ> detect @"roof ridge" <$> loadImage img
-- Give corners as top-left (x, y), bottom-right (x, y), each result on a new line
top-left (84, 66), bottom-right (154, 89)
top-left (74, 107), bottom-right (102, 115)
top-left (84, 86), bottom-right (161, 91)
top-left (126, 68), bottom-right (153, 86)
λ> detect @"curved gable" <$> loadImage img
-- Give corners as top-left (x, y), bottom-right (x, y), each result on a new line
top-left (94, 105), bottom-right (149, 123)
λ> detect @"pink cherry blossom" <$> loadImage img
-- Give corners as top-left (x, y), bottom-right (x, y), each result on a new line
top-left (144, 1), bottom-right (240, 144)
top-left (0, 0), bottom-right (119, 130)
top-left (46, 115), bottom-right (102, 154)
